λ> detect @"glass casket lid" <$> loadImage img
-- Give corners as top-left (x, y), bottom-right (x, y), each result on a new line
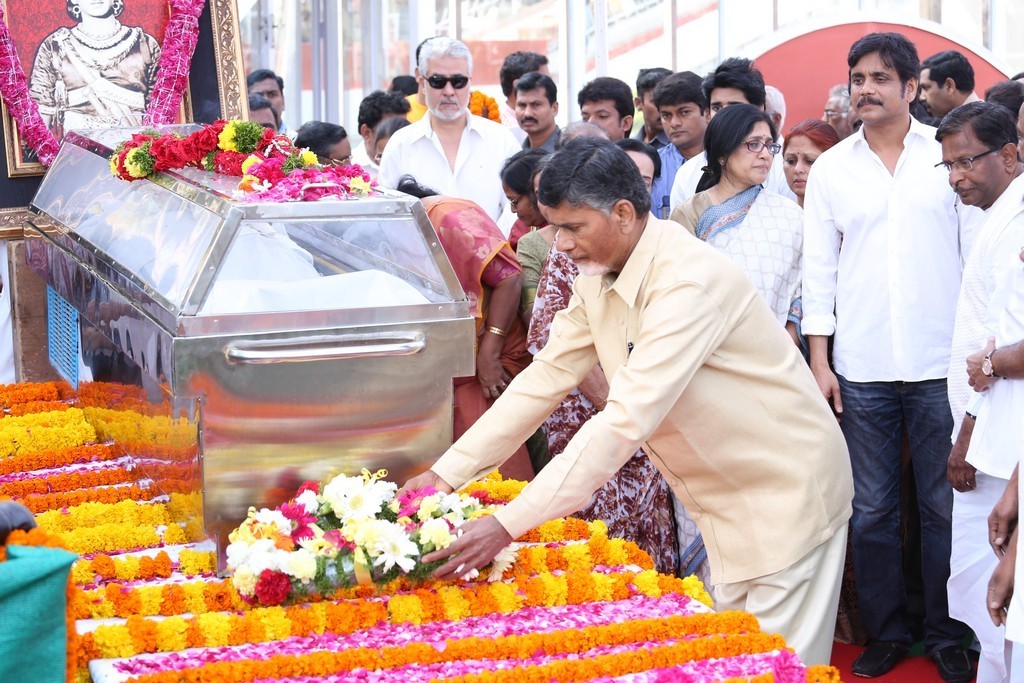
top-left (28, 127), bottom-right (467, 327)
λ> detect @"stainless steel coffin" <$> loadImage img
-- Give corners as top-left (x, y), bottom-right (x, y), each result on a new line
top-left (25, 127), bottom-right (476, 566)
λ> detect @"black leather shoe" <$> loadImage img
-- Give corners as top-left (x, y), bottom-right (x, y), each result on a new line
top-left (931, 644), bottom-right (974, 683)
top-left (851, 641), bottom-right (910, 678)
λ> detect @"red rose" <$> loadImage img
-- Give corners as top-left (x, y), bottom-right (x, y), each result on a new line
top-left (213, 150), bottom-right (246, 177)
top-left (253, 569), bottom-right (292, 606)
top-left (149, 137), bottom-right (191, 172)
top-left (190, 126), bottom-right (220, 156)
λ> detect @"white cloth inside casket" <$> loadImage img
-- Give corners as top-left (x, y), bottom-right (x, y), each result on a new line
top-left (199, 223), bottom-right (430, 314)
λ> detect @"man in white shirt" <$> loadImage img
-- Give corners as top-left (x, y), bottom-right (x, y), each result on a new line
top-left (667, 59), bottom-right (795, 212)
top-left (939, 101), bottom-right (1024, 683)
top-left (378, 37), bottom-right (522, 222)
top-left (802, 32), bottom-right (972, 682)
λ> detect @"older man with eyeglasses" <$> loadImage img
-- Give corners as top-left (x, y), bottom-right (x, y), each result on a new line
top-left (936, 101), bottom-right (1024, 683)
top-left (378, 37), bottom-right (521, 223)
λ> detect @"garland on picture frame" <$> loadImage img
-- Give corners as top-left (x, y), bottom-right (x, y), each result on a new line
top-left (0, 0), bottom-right (206, 166)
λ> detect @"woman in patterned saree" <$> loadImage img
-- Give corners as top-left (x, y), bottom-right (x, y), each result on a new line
top-left (527, 143), bottom-right (678, 576)
top-left (30, 0), bottom-right (161, 137)
top-left (397, 176), bottom-right (534, 482)
top-left (670, 104), bottom-right (804, 347)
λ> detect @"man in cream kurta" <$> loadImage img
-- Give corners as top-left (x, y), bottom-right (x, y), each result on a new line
top-left (410, 138), bottom-right (854, 667)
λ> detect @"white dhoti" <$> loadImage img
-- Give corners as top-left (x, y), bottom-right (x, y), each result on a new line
top-left (949, 471), bottom-right (1012, 683)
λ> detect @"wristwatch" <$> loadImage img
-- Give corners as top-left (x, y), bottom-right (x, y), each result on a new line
top-left (982, 349), bottom-right (1001, 378)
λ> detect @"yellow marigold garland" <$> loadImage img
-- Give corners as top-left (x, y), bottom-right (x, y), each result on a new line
top-left (0, 408), bottom-right (97, 456)
top-left (82, 407), bottom-right (197, 447)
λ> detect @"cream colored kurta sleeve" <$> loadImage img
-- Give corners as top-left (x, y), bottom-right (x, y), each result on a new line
top-left (489, 277), bottom-right (729, 540)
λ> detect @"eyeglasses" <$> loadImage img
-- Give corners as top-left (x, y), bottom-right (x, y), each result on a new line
top-left (318, 155), bottom-right (352, 167)
top-left (507, 195), bottom-right (523, 210)
top-left (935, 147), bottom-right (1001, 173)
top-left (743, 140), bottom-right (782, 155)
top-left (426, 74), bottom-right (470, 90)
top-left (823, 109), bottom-right (847, 119)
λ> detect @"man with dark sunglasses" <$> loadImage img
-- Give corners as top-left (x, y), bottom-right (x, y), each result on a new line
top-left (378, 37), bottom-right (520, 223)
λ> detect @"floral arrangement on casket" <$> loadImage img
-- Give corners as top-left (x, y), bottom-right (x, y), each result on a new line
top-left (226, 469), bottom-right (515, 606)
top-left (109, 119), bottom-right (375, 202)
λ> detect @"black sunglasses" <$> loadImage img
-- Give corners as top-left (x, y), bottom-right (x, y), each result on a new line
top-left (426, 74), bottom-right (469, 90)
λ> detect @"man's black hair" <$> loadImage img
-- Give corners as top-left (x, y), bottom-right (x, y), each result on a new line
top-left (577, 77), bottom-right (635, 120)
top-left (636, 68), bottom-right (672, 100)
top-left (515, 71), bottom-right (558, 106)
top-left (984, 80), bottom-right (1024, 119)
top-left (921, 50), bottom-right (975, 92)
top-left (848, 32), bottom-right (920, 88)
top-left (294, 121), bottom-right (348, 158)
top-left (538, 137), bottom-right (650, 216)
top-left (935, 101), bottom-right (1018, 151)
top-left (652, 71), bottom-right (707, 112)
top-left (357, 90), bottom-right (412, 132)
top-left (390, 75), bottom-right (418, 97)
top-left (702, 58), bottom-right (766, 108)
top-left (499, 51), bottom-right (549, 98)
top-left (246, 69), bottom-right (283, 92)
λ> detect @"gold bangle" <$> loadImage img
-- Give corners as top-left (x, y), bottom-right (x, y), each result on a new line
top-left (485, 325), bottom-right (508, 338)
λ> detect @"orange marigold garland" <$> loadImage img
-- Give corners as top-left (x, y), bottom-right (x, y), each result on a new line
top-left (469, 90), bottom-right (502, 122)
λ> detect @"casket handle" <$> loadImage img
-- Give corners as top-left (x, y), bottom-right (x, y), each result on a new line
top-left (224, 333), bottom-right (425, 364)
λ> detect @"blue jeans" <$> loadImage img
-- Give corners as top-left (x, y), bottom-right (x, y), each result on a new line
top-left (837, 376), bottom-right (968, 653)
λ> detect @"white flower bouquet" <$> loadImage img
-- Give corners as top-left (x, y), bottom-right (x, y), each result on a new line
top-left (226, 469), bottom-right (512, 606)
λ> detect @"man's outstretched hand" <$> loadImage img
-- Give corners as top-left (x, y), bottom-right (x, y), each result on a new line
top-left (422, 514), bottom-right (513, 581)
top-left (398, 470), bottom-right (454, 497)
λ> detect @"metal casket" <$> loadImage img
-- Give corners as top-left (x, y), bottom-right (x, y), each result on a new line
top-left (25, 126), bottom-right (476, 565)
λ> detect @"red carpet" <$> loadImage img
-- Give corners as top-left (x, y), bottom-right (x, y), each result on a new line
top-left (830, 642), bottom-right (961, 682)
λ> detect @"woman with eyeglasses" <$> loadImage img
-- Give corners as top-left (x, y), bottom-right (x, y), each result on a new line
top-left (294, 121), bottom-right (352, 166)
top-left (671, 103), bottom-right (804, 348)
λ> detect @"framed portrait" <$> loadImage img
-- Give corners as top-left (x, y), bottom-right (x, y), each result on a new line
top-left (1, 0), bottom-right (210, 178)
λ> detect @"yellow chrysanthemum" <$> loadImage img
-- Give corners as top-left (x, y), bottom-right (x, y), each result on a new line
top-left (218, 122), bottom-right (239, 152)
top-left (349, 176), bottom-right (372, 195)
top-left (300, 149), bottom-right (318, 165)
top-left (124, 148), bottom-right (150, 178)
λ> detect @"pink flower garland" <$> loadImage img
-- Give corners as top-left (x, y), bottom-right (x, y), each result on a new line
top-left (0, 4), bottom-right (59, 165)
top-left (0, 0), bottom-right (205, 166)
top-left (114, 593), bottom-right (709, 676)
top-left (143, 0), bottom-right (206, 126)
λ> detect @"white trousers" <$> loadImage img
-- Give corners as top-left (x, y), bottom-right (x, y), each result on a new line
top-left (950, 472), bottom-right (1012, 683)
top-left (714, 525), bottom-right (847, 666)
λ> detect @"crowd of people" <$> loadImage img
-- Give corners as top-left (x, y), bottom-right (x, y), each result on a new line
top-left (244, 32), bottom-right (1024, 682)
